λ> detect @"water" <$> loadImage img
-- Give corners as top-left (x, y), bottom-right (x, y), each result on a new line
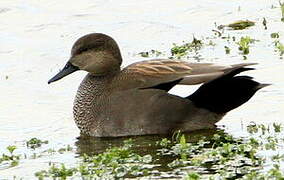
top-left (0, 0), bottom-right (284, 178)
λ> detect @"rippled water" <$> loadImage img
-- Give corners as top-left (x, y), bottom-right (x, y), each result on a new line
top-left (1, 0), bottom-right (284, 178)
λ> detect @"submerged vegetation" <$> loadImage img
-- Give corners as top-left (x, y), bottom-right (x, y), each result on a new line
top-left (2, 123), bottom-right (283, 179)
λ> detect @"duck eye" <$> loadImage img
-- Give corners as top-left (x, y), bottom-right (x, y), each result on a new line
top-left (76, 47), bottom-right (90, 55)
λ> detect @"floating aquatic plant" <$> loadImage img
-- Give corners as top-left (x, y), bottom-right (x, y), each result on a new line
top-left (275, 40), bottom-right (284, 56)
top-left (26, 137), bottom-right (48, 149)
top-left (170, 37), bottom-right (203, 59)
top-left (0, 145), bottom-right (20, 167)
top-left (138, 49), bottom-right (162, 57)
top-left (237, 36), bottom-right (255, 55)
top-left (219, 20), bottom-right (255, 30)
top-left (271, 32), bottom-right (280, 38)
top-left (280, 1), bottom-right (284, 22)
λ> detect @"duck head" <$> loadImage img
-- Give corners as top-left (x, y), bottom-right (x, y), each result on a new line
top-left (48, 33), bottom-right (122, 84)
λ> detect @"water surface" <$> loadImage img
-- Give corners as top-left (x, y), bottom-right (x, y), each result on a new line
top-left (0, 0), bottom-right (284, 178)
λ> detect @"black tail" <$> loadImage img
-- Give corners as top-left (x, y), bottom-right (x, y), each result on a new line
top-left (187, 67), bottom-right (269, 114)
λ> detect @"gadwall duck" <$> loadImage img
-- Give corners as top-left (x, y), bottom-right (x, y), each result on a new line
top-left (48, 33), bottom-right (268, 137)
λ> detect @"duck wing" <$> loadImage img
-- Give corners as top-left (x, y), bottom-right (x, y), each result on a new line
top-left (117, 59), bottom-right (256, 90)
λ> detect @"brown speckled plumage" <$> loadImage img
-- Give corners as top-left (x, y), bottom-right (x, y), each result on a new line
top-left (73, 70), bottom-right (223, 136)
top-left (48, 33), bottom-right (268, 137)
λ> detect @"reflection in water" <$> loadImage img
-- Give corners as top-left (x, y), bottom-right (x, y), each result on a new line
top-left (75, 128), bottom-right (220, 155)
top-left (74, 128), bottom-right (223, 177)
